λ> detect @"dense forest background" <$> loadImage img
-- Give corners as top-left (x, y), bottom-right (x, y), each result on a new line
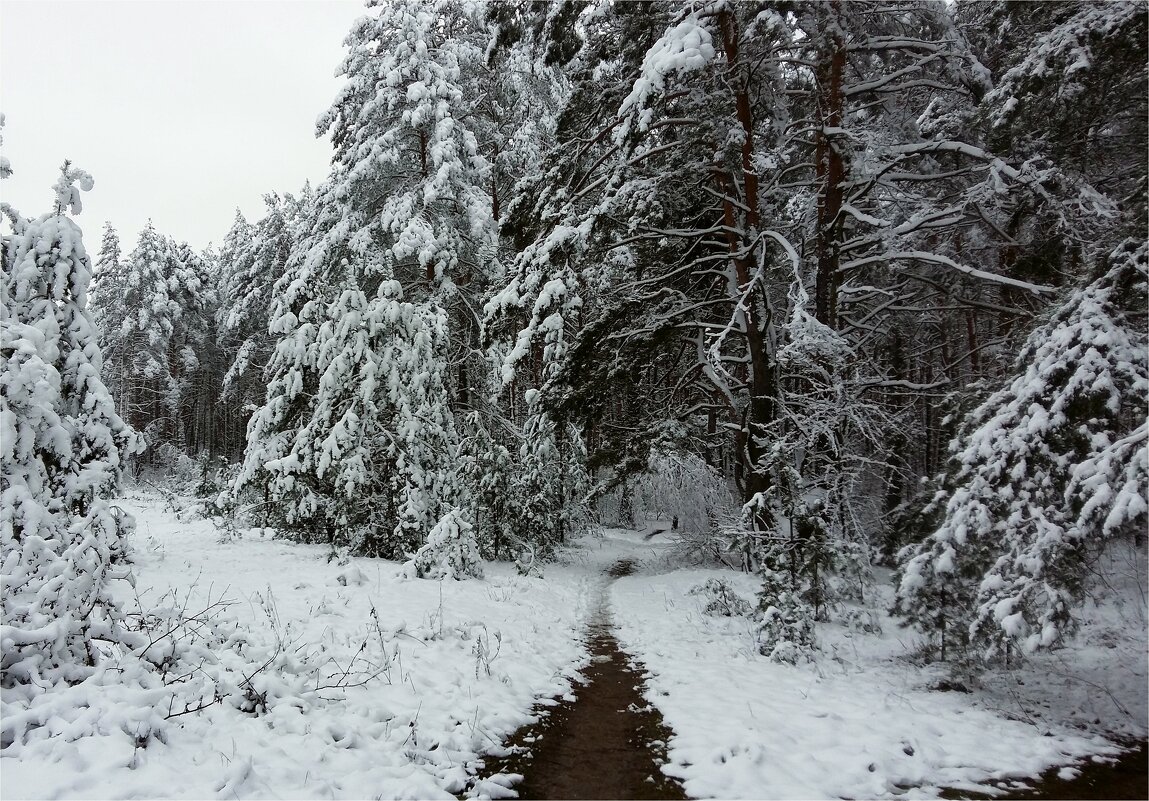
top-left (4, 0), bottom-right (1146, 682)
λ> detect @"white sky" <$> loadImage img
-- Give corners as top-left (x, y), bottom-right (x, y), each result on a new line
top-left (1, 0), bottom-right (365, 251)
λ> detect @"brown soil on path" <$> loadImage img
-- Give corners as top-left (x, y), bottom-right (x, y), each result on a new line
top-left (475, 559), bottom-right (688, 800)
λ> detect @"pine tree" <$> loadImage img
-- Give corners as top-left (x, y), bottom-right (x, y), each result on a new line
top-left (91, 222), bottom-right (133, 415)
top-left (233, 0), bottom-right (537, 558)
top-left (483, 1), bottom-right (1127, 598)
top-left (976, 0), bottom-right (1147, 231)
top-left (0, 114), bottom-right (11, 180)
top-left (217, 194), bottom-right (310, 457)
top-left (95, 220), bottom-right (123, 278)
top-left (506, 392), bottom-right (593, 559)
top-left (316, 0), bottom-right (498, 293)
top-left (93, 222), bottom-right (180, 457)
top-left (511, 394), bottom-right (563, 555)
top-left (168, 240), bottom-right (222, 456)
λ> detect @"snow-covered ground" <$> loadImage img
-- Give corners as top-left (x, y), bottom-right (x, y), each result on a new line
top-left (2, 493), bottom-right (601, 800)
top-left (609, 530), bottom-right (1148, 800)
top-left (3, 499), bottom-right (1144, 800)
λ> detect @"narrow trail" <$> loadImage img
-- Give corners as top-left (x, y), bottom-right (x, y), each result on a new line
top-left (477, 558), bottom-right (687, 800)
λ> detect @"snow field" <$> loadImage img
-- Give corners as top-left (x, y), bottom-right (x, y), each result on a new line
top-left (4, 510), bottom-right (1142, 800)
top-left (608, 536), bottom-right (1137, 800)
top-left (1, 494), bottom-right (595, 800)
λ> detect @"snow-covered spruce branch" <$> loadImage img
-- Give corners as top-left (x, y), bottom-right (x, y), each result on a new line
top-left (895, 240), bottom-right (1148, 658)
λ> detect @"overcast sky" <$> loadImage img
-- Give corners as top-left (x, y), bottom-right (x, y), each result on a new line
top-left (1, 0), bottom-right (365, 251)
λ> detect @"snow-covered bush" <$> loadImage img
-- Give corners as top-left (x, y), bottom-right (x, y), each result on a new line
top-left (407, 508), bottom-right (483, 580)
top-left (755, 546), bottom-right (818, 664)
top-left (896, 240), bottom-right (1148, 659)
top-left (513, 543), bottom-right (541, 577)
top-left (763, 636), bottom-right (816, 667)
top-left (129, 441), bottom-right (202, 491)
top-left (841, 607), bottom-right (883, 635)
top-left (757, 593), bottom-right (817, 665)
top-left (734, 467), bottom-right (848, 625)
top-left (689, 578), bottom-right (753, 617)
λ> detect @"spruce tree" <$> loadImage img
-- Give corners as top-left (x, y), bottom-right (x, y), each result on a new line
top-left (90, 222), bottom-right (132, 416)
top-left (896, 241), bottom-right (1148, 657)
top-left (1, 161), bottom-right (138, 691)
top-left (233, 278), bottom-right (465, 558)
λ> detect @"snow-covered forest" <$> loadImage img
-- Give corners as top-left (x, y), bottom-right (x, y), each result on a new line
top-left (2, 1), bottom-right (1146, 799)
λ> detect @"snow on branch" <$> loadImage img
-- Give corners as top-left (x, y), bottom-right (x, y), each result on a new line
top-left (895, 239), bottom-right (1148, 657)
top-left (0, 113), bottom-right (12, 180)
top-left (985, 2), bottom-right (1145, 131)
top-left (840, 251), bottom-right (1055, 295)
top-left (51, 161), bottom-right (95, 216)
top-left (615, 11), bottom-right (716, 145)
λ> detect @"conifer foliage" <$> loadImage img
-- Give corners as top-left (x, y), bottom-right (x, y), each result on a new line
top-left (316, 0), bottom-right (498, 290)
top-left (233, 279), bottom-right (463, 559)
top-left (407, 507), bottom-right (484, 580)
top-left (216, 195), bottom-right (309, 454)
top-left (896, 241), bottom-right (1148, 657)
top-left (1, 162), bottom-right (138, 691)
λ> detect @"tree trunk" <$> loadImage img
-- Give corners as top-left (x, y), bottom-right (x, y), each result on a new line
top-left (814, 1), bottom-right (846, 329)
top-left (717, 9), bottom-right (776, 515)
